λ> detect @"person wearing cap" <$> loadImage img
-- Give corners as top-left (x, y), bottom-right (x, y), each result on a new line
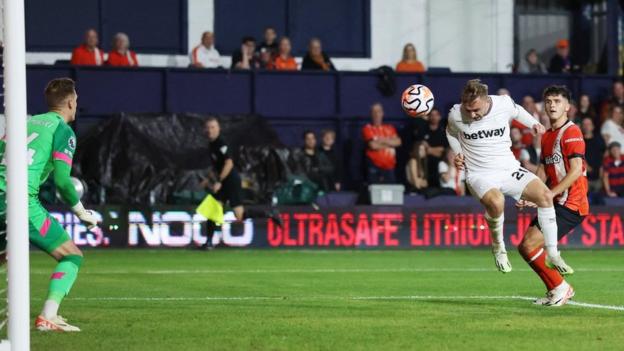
top-left (549, 39), bottom-right (571, 73)
top-left (602, 141), bottom-right (624, 197)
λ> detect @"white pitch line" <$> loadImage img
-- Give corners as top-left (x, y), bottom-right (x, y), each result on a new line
top-left (28, 267), bottom-right (624, 275)
top-left (60, 295), bottom-right (624, 311)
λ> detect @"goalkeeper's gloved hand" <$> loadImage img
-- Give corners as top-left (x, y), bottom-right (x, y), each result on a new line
top-left (72, 202), bottom-right (99, 230)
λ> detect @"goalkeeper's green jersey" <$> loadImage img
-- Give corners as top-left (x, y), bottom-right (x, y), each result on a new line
top-left (0, 112), bottom-right (79, 206)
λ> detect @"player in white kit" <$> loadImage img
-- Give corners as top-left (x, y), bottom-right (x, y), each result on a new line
top-left (445, 79), bottom-right (573, 274)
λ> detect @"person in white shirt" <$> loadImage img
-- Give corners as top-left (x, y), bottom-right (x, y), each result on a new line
top-left (446, 79), bottom-right (572, 275)
top-left (190, 32), bottom-right (221, 68)
top-left (438, 148), bottom-right (465, 195)
top-left (600, 105), bottom-right (624, 153)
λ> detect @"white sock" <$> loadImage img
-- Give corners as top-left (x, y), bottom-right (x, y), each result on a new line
top-left (42, 300), bottom-right (59, 319)
top-left (538, 206), bottom-right (559, 257)
top-left (485, 212), bottom-right (505, 252)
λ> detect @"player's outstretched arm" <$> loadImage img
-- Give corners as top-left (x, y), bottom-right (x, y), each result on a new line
top-left (509, 97), bottom-right (542, 131)
top-left (52, 125), bottom-right (99, 229)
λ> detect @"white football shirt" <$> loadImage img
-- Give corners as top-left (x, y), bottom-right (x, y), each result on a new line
top-left (446, 95), bottom-right (538, 172)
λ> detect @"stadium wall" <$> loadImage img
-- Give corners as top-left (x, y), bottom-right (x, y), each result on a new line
top-left (47, 205), bottom-right (624, 249)
top-left (23, 0), bottom-right (514, 72)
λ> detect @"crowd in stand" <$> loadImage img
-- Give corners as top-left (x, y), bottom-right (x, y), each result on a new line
top-left (70, 27), bottom-right (581, 75)
top-left (67, 28), bottom-right (624, 200)
top-left (69, 27), bottom-right (426, 72)
top-left (289, 80), bottom-right (624, 201)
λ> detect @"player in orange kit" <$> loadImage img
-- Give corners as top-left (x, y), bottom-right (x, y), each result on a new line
top-left (516, 85), bottom-right (589, 307)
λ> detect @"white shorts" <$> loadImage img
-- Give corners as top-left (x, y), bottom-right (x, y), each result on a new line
top-left (466, 166), bottom-right (538, 201)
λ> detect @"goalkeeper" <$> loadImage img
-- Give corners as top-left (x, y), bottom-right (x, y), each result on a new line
top-left (0, 78), bottom-right (98, 332)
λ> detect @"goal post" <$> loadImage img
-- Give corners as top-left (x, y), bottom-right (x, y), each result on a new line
top-left (2, 0), bottom-right (31, 349)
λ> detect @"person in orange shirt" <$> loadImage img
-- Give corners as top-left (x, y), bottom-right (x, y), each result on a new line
top-left (516, 85), bottom-right (588, 307)
top-left (362, 103), bottom-right (401, 183)
top-left (272, 37), bottom-right (297, 71)
top-left (395, 43), bottom-right (425, 73)
top-left (70, 29), bottom-right (104, 66)
top-left (106, 33), bottom-right (139, 67)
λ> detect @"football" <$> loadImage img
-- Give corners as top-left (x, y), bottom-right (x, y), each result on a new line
top-left (401, 84), bottom-right (435, 118)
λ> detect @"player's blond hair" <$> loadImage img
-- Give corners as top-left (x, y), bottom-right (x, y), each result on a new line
top-left (461, 79), bottom-right (489, 104)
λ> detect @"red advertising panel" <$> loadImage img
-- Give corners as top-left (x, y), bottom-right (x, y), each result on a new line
top-left (47, 205), bottom-right (624, 249)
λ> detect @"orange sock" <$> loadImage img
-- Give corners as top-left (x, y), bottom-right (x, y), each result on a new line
top-left (522, 247), bottom-right (563, 291)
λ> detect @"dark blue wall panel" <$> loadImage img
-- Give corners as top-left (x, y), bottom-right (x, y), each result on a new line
top-left (167, 70), bottom-right (252, 114)
top-left (26, 67), bottom-right (74, 114)
top-left (288, 0), bottom-right (369, 57)
top-left (101, 0), bottom-right (187, 53)
top-left (214, 0), bottom-right (370, 57)
top-left (255, 72), bottom-right (336, 117)
top-left (503, 76), bottom-right (575, 102)
top-left (75, 69), bottom-right (164, 114)
top-left (23, 65), bottom-right (619, 120)
top-left (339, 74), bottom-right (420, 118)
top-left (214, 0), bottom-right (287, 54)
top-left (25, 0), bottom-right (187, 54)
top-left (26, 0), bottom-right (99, 52)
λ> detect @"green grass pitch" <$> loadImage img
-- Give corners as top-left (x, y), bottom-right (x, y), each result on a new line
top-left (29, 249), bottom-right (624, 350)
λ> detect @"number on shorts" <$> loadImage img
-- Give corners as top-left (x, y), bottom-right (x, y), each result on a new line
top-left (511, 167), bottom-right (528, 181)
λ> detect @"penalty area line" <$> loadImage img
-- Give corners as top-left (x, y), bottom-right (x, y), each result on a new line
top-left (61, 295), bottom-right (624, 311)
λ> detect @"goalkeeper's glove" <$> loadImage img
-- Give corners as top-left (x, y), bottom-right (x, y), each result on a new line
top-left (72, 202), bottom-right (99, 230)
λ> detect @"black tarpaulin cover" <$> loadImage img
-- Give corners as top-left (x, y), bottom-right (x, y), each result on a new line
top-left (74, 113), bottom-right (289, 204)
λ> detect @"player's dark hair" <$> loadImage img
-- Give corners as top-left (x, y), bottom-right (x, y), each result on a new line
top-left (44, 78), bottom-right (76, 109)
top-left (461, 79), bottom-right (488, 103)
top-left (542, 85), bottom-right (571, 101)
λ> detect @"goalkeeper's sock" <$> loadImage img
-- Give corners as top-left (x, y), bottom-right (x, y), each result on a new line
top-left (521, 247), bottom-right (562, 291)
top-left (537, 206), bottom-right (559, 257)
top-left (485, 212), bottom-right (505, 252)
top-left (42, 255), bottom-right (82, 318)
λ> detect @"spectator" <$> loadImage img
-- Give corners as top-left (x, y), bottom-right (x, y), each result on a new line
top-left (362, 103), bottom-right (401, 183)
top-left (231, 36), bottom-right (261, 70)
top-left (395, 43), bottom-right (425, 73)
top-left (497, 88), bottom-right (510, 96)
top-left (189, 31), bottom-right (221, 68)
top-left (318, 129), bottom-right (342, 191)
top-left (414, 108), bottom-right (447, 187)
top-left (567, 100), bottom-right (579, 124)
top-left (548, 39), bottom-right (571, 73)
top-left (258, 47), bottom-right (273, 70)
top-left (438, 148), bottom-right (465, 196)
top-left (290, 131), bottom-right (333, 191)
top-left (272, 37), bottom-right (298, 71)
top-left (602, 142), bottom-right (624, 197)
top-left (600, 105), bottom-right (624, 152)
top-left (513, 95), bottom-right (540, 147)
top-left (517, 48), bottom-right (547, 74)
top-left (405, 141), bottom-right (429, 192)
top-left (70, 29), bottom-right (104, 66)
top-left (302, 38), bottom-right (335, 71)
top-left (106, 33), bottom-right (138, 67)
top-left (581, 117), bottom-right (606, 191)
top-left (257, 27), bottom-right (278, 56)
top-left (510, 126), bottom-right (538, 173)
top-left (578, 94), bottom-right (597, 122)
top-left (599, 80), bottom-right (624, 123)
